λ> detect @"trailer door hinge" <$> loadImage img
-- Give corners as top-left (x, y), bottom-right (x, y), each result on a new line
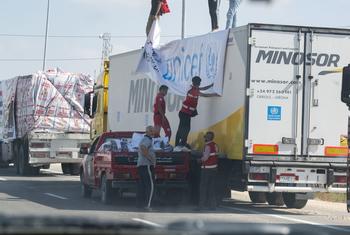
top-left (246, 88), bottom-right (254, 97)
top-left (248, 37), bottom-right (256, 46)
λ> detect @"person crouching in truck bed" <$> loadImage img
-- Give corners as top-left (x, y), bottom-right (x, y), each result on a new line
top-left (175, 76), bottom-right (216, 150)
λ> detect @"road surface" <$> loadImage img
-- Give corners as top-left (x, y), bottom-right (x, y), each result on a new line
top-left (0, 164), bottom-right (349, 234)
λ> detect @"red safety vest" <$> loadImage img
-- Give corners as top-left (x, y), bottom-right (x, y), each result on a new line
top-left (202, 141), bottom-right (218, 168)
top-left (181, 86), bottom-right (199, 115)
top-left (153, 93), bottom-right (166, 115)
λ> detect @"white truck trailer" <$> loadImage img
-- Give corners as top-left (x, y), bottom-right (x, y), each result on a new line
top-left (0, 69), bottom-right (93, 175)
top-left (107, 24), bottom-right (349, 208)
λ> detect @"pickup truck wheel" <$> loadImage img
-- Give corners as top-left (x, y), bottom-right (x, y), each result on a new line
top-left (283, 193), bottom-right (308, 209)
top-left (266, 192), bottom-right (285, 206)
top-left (80, 171), bottom-right (92, 198)
top-left (249, 192), bottom-right (267, 203)
top-left (101, 174), bottom-right (112, 204)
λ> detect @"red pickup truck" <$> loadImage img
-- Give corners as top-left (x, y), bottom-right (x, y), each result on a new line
top-left (79, 132), bottom-right (192, 204)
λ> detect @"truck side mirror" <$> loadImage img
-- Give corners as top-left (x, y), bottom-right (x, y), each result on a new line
top-left (341, 65), bottom-right (350, 106)
top-left (84, 92), bottom-right (93, 116)
top-left (79, 147), bottom-right (89, 155)
top-left (84, 92), bottom-right (98, 118)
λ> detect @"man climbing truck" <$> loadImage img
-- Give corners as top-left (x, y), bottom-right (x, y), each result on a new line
top-left (106, 23), bottom-right (350, 209)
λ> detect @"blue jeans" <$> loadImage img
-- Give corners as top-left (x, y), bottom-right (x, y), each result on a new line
top-left (226, 0), bottom-right (241, 29)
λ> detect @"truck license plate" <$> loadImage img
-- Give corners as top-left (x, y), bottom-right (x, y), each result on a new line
top-left (279, 176), bottom-right (295, 183)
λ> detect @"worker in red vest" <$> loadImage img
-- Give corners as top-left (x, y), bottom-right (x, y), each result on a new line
top-left (196, 131), bottom-right (219, 211)
top-left (153, 85), bottom-right (171, 140)
top-left (146, 0), bottom-right (171, 36)
top-left (175, 76), bottom-right (215, 149)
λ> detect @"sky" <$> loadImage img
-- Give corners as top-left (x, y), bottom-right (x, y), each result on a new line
top-left (0, 0), bottom-right (349, 79)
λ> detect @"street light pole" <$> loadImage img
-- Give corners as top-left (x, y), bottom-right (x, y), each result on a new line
top-left (42, 0), bottom-right (50, 71)
top-left (181, 0), bottom-right (185, 39)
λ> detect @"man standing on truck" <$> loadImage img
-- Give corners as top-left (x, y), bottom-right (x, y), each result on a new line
top-left (175, 76), bottom-right (214, 149)
top-left (196, 131), bottom-right (219, 211)
top-left (208, 0), bottom-right (221, 31)
top-left (137, 126), bottom-right (156, 211)
top-left (226, 0), bottom-right (242, 29)
top-left (153, 85), bottom-right (171, 141)
top-left (146, 0), bottom-right (170, 36)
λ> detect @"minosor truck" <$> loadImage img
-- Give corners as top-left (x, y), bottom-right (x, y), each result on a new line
top-left (103, 23), bottom-right (350, 209)
top-left (0, 69), bottom-right (93, 175)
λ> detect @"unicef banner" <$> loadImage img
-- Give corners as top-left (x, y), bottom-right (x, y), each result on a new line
top-left (136, 21), bottom-right (229, 96)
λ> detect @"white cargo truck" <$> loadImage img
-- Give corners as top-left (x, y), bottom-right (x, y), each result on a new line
top-left (0, 70), bottom-right (93, 175)
top-left (108, 24), bottom-right (349, 208)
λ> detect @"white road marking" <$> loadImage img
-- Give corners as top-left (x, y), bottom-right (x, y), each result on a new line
top-left (44, 193), bottom-right (68, 200)
top-left (221, 206), bottom-right (350, 233)
top-left (132, 218), bottom-right (163, 227)
top-left (0, 177), bottom-right (7, 181)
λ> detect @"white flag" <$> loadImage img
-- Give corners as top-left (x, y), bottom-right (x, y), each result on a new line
top-left (136, 21), bottom-right (229, 96)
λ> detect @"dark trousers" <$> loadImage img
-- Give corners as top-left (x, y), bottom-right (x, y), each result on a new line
top-left (199, 168), bottom-right (217, 208)
top-left (137, 165), bottom-right (155, 208)
top-left (208, 0), bottom-right (220, 30)
top-left (146, 0), bottom-right (161, 35)
top-left (175, 111), bottom-right (191, 146)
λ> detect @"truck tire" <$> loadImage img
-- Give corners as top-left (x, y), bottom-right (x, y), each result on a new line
top-left (42, 164), bottom-right (50, 169)
top-left (70, 163), bottom-right (80, 176)
top-left (249, 192), bottom-right (267, 203)
top-left (18, 145), bottom-right (40, 176)
top-left (61, 163), bottom-right (80, 175)
top-left (80, 170), bottom-right (92, 198)
top-left (266, 192), bottom-right (285, 206)
top-left (101, 174), bottom-right (113, 204)
top-left (282, 193), bottom-right (308, 209)
top-left (61, 163), bottom-right (71, 175)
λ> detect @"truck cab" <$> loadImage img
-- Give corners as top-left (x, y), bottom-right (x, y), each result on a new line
top-left (79, 131), bottom-right (191, 205)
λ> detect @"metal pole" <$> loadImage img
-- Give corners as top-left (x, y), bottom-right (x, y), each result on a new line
top-left (181, 0), bottom-right (185, 39)
top-left (42, 0), bottom-right (50, 71)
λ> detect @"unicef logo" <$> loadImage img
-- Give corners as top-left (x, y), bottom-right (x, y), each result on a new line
top-left (206, 43), bottom-right (219, 80)
top-left (270, 107), bottom-right (279, 115)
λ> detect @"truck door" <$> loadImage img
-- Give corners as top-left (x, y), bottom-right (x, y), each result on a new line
top-left (303, 32), bottom-right (350, 158)
top-left (247, 29), bottom-right (304, 157)
top-left (85, 137), bottom-right (100, 185)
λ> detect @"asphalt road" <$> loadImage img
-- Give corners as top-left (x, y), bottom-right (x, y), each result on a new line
top-left (0, 164), bottom-right (349, 234)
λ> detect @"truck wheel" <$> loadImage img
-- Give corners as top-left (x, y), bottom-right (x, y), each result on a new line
top-left (266, 192), bottom-right (285, 206)
top-left (101, 174), bottom-right (112, 204)
top-left (282, 193), bottom-right (308, 209)
top-left (249, 192), bottom-right (267, 203)
top-left (70, 163), bottom-right (80, 176)
top-left (42, 164), bottom-right (50, 169)
top-left (18, 145), bottom-right (39, 176)
top-left (61, 163), bottom-right (71, 175)
top-left (80, 171), bottom-right (92, 198)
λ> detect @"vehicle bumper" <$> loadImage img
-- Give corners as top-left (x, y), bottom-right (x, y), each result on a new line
top-left (111, 180), bottom-right (189, 190)
top-left (247, 185), bottom-right (346, 193)
top-left (29, 157), bottom-right (82, 166)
